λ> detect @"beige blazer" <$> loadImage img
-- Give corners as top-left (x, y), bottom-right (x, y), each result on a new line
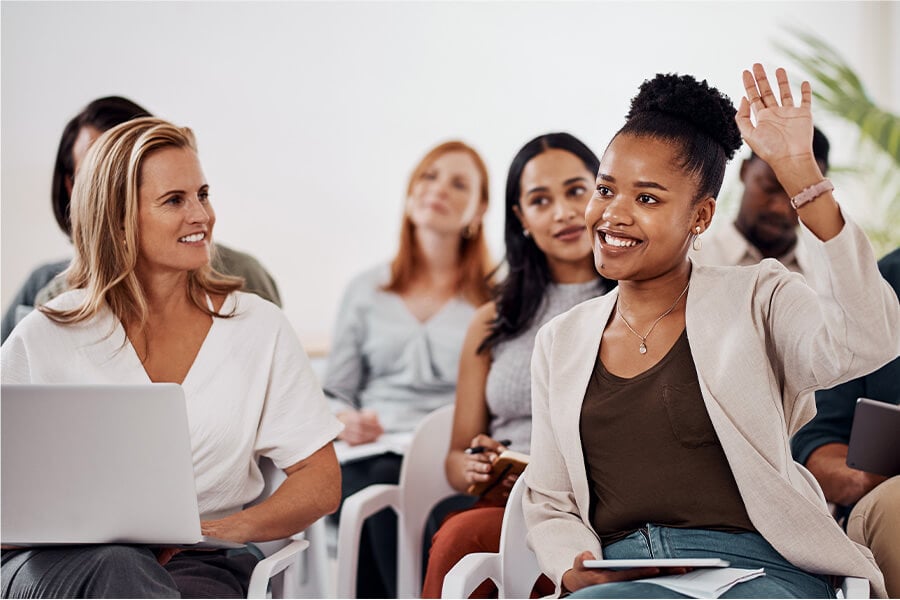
top-left (523, 217), bottom-right (899, 598)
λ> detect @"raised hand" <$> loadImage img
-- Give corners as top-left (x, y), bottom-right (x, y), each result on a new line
top-left (737, 63), bottom-right (842, 240)
top-left (735, 64), bottom-right (815, 167)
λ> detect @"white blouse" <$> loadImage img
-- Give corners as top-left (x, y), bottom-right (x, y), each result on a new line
top-left (1, 290), bottom-right (342, 520)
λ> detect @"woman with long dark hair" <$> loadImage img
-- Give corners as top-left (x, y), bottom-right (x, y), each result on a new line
top-left (421, 133), bottom-right (614, 598)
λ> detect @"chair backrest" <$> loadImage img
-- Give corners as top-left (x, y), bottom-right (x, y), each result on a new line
top-left (498, 472), bottom-right (542, 599)
top-left (396, 403), bottom-right (458, 597)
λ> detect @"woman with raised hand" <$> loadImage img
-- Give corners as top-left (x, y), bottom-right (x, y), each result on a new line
top-left (421, 133), bottom-right (614, 598)
top-left (523, 65), bottom-right (898, 598)
top-left (1, 118), bottom-right (342, 598)
top-left (323, 140), bottom-right (493, 598)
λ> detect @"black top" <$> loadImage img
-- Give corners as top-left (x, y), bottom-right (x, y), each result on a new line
top-left (580, 329), bottom-right (755, 546)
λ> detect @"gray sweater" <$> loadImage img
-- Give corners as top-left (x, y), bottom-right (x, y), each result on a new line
top-left (486, 280), bottom-right (604, 452)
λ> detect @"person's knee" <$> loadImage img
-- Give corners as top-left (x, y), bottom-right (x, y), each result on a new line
top-left (86, 544), bottom-right (151, 568)
top-left (429, 517), bottom-right (467, 558)
top-left (5, 546), bottom-right (177, 599)
top-left (430, 508), bottom-right (502, 562)
top-left (849, 475), bottom-right (900, 544)
top-left (568, 581), bottom-right (684, 599)
top-left (865, 476), bottom-right (900, 521)
top-left (82, 545), bottom-right (177, 598)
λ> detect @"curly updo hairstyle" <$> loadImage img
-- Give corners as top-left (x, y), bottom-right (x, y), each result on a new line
top-left (618, 73), bottom-right (743, 202)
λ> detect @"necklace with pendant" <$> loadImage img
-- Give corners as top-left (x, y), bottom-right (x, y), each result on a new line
top-left (616, 281), bottom-right (690, 355)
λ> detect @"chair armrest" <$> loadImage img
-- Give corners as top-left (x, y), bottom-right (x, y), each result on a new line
top-left (247, 538), bottom-right (310, 599)
top-left (336, 484), bottom-right (401, 598)
top-left (441, 552), bottom-right (501, 599)
top-left (840, 576), bottom-right (870, 599)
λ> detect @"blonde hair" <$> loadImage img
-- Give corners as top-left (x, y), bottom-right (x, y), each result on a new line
top-left (41, 117), bottom-right (242, 329)
top-left (383, 141), bottom-right (493, 305)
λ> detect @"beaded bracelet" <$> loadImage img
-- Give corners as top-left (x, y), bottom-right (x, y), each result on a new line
top-left (790, 179), bottom-right (834, 210)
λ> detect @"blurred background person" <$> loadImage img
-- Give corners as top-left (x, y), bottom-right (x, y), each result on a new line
top-left (323, 140), bottom-right (493, 597)
top-left (691, 126), bottom-right (829, 274)
top-left (793, 245), bottom-right (900, 597)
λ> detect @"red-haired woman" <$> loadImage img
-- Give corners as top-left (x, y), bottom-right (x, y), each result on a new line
top-left (323, 140), bottom-right (493, 597)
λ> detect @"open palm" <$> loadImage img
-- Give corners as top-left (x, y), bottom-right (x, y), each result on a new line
top-left (736, 64), bottom-right (815, 166)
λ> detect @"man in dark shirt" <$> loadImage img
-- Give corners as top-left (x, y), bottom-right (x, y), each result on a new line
top-left (792, 246), bottom-right (900, 598)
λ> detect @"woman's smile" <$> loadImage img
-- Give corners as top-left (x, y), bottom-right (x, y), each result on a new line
top-left (554, 225), bottom-right (586, 242)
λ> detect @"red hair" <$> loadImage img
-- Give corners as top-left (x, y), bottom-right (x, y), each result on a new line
top-left (383, 141), bottom-right (493, 305)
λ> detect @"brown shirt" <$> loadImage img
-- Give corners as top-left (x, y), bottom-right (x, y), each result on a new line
top-left (580, 329), bottom-right (755, 546)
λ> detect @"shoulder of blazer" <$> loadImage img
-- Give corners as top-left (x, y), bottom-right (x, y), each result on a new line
top-left (535, 291), bottom-right (618, 360)
top-left (688, 259), bottom-right (799, 304)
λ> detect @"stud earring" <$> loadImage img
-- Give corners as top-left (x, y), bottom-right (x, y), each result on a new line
top-left (692, 226), bottom-right (702, 251)
top-left (523, 229), bottom-right (531, 238)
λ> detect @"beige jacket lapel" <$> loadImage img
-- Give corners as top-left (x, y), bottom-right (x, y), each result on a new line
top-left (550, 291), bottom-right (616, 527)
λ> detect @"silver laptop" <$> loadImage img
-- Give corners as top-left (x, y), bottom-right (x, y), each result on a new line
top-left (1, 383), bottom-right (243, 548)
top-left (846, 397), bottom-right (900, 478)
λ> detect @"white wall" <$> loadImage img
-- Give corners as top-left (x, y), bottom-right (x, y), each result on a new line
top-left (3, 1), bottom-right (898, 353)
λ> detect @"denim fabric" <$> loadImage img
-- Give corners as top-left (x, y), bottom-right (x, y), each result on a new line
top-left (567, 525), bottom-right (835, 599)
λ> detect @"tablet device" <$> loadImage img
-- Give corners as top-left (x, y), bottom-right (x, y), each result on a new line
top-left (582, 558), bottom-right (730, 570)
top-left (846, 398), bottom-right (900, 477)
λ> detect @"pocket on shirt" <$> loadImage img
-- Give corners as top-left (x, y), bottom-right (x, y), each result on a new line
top-left (662, 383), bottom-right (719, 449)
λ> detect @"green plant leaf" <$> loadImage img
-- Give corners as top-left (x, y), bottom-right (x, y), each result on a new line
top-left (776, 29), bottom-right (900, 165)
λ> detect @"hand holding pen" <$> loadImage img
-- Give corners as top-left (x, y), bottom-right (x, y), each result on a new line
top-left (463, 434), bottom-right (510, 486)
top-left (465, 439), bottom-right (512, 454)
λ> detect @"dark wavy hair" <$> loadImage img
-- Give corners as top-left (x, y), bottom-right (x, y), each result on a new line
top-left (478, 133), bottom-right (614, 353)
top-left (52, 96), bottom-right (151, 237)
top-left (616, 73), bottom-right (743, 202)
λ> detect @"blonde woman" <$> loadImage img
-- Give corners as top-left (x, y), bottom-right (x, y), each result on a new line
top-left (1, 118), bottom-right (342, 598)
top-left (324, 140), bottom-right (493, 597)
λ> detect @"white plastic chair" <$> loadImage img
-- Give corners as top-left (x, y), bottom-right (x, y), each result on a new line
top-left (441, 473), bottom-right (540, 599)
top-left (246, 457), bottom-right (331, 599)
top-left (336, 404), bottom-right (457, 598)
top-left (442, 473), bottom-right (870, 599)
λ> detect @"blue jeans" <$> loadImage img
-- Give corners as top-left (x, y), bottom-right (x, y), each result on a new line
top-left (567, 525), bottom-right (836, 598)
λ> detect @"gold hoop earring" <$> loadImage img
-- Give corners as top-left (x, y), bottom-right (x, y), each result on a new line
top-left (692, 226), bottom-right (702, 252)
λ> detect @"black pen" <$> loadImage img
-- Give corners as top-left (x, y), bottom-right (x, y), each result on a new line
top-left (465, 440), bottom-right (511, 454)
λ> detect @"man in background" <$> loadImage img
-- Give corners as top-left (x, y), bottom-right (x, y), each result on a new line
top-left (792, 247), bottom-right (900, 597)
top-left (692, 127), bottom-right (830, 274)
